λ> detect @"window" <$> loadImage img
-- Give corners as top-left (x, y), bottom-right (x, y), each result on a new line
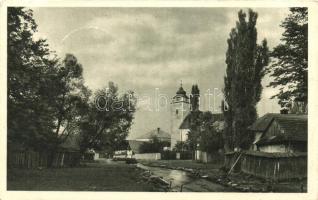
top-left (176, 109), bottom-right (179, 115)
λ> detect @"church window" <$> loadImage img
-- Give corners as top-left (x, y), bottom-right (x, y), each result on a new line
top-left (176, 109), bottom-right (179, 115)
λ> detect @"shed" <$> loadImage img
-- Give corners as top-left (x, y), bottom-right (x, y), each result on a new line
top-left (248, 113), bottom-right (307, 153)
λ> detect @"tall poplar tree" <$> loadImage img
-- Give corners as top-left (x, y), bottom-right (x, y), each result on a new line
top-left (223, 9), bottom-right (269, 150)
top-left (190, 84), bottom-right (200, 111)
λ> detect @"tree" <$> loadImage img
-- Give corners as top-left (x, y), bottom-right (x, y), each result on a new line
top-left (173, 141), bottom-right (190, 152)
top-left (199, 112), bottom-right (223, 153)
top-left (266, 8), bottom-right (308, 109)
top-left (7, 7), bottom-right (58, 150)
top-left (80, 82), bottom-right (137, 154)
top-left (46, 54), bottom-right (91, 152)
top-left (190, 84), bottom-right (200, 111)
top-left (7, 8), bottom-right (91, 156)
top-left (186, 110), bottom-right (202, 153)
top-left (223, 9), bottom-right (269, 151)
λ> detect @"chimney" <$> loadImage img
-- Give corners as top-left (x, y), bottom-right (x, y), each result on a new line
top-left (157, 127), bottom-right (160, 134)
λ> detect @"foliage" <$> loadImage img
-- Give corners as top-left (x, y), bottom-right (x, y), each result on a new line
top-left (7, 8), bottom-right (90, 152)
top-left (199, 112), bottom-right (224, 153)
top-left (79, 82), bottom-right (137, 153)
top-left (7, 7), bottom-right (56, 150)
top-left (139, 136), bottom-right (170, 153)
top-left (223, 9), bottom-right (269, 150)
top-left (7, 8), bottom-right (137, 161)
top-left (186, 111), bottom-right (203, 152)
top-left (47, 54), bottom-right (91, 150)
top-left (266, 8), bottom-right (308, 109)
top-left (173, 141), bottom-right (190, 152)
top-left (186, 111), bottom-right (223, 153)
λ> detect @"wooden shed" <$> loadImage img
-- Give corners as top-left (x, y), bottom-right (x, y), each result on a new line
top-left (248, 113), bottom-right (307, 153)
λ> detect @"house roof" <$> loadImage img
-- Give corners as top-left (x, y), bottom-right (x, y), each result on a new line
top-left (248, 113), bottom-right (307, 144)
top-left (179, 112), bottom-right (224, 129)
top-left (248, 113), bottom-right (307, 132)
top-left (136, 128), bottom-right (171, 141)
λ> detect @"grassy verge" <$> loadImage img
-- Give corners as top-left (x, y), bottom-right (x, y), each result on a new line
top-left (7, 161), bottom-right (158, 191)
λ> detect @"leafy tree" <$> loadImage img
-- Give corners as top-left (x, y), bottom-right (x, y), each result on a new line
top-left (186, 111), bottom-right (202, 153)
top-left (80, 82), bottom-right (137, 153)
top-left (266, 8), bottom-right (308, 109)
top-left (173, 141), bottom-right (190, 152)
top-left (199, 112), bottom-right (223, 153)
top-left (190, 84), bottom-right (200, 111)
top-left (186, 111), bottom-right (223, 154)
top-left (7, 7), bottom-right (58, 150)
top-left (46, 54), bottom-right (91, 152)
top-left (223, 9), bottom-right (269, 151)
top-left (7, 8), bottom-right (91, 156)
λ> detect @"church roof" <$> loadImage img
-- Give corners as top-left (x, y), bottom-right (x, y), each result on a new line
top-left (173, 86), bottom-right (189, 99)
top-left (179, 112), bottom-right (224, 129)
top-left (136, 128), bottom-right (171, 141)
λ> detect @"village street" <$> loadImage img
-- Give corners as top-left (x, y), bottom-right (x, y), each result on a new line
top-left (7, 158), bottom-right (236, 192)
top-left (5, 6), bottom-right (310, 195)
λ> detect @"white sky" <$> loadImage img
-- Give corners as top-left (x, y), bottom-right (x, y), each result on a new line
top-left (31, 7), bottom-right (289, 138)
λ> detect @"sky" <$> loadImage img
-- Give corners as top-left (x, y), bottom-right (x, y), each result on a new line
top-left (32, 7), bottom-right (290, 139)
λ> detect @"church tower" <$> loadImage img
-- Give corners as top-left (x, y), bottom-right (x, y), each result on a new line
top-left (170, 82), bottom-right (190, 149)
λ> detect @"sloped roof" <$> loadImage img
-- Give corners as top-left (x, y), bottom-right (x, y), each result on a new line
top-left (59, 134), bottom-right (81, 152)
top-left (173, 86), bottom-right (189, 99)
top-left (248, 113), bottom-right (307, 132)
top-left (136, 128), bottom-right (171, 140)
top-left (179, 112), bottom-right (224, 129)
top-left (248, 113), bottom-right (307, 144)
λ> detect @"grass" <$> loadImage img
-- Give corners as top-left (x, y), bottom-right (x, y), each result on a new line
top-left (7, 160), bottom-right (157, 191)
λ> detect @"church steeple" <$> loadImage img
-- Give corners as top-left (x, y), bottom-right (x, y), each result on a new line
top-left (173, 80), bottom-right (189, 102)
top-left (170, 82), bottom-right (190, 149)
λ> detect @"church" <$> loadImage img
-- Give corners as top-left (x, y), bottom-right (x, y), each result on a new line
top-left (170, 83), bottom-right (191, 149)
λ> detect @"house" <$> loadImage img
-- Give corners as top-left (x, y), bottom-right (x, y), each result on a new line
top-left (248, 113), bottom-right (307, 153)
top-left (128, 127), bottom-right (171, 153)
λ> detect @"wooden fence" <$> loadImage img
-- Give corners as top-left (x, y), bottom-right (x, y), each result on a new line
top-left (224, 151), bottom-right (242, 172)
top-left (225, 151), bottom-right (307, 181)
top-left (8, 150), bottom-right (81, 169)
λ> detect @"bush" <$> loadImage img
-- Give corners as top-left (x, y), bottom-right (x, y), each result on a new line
top-left (112, 157), bottom-right (138, 164)
top-left (161, 151), bottom-right (176, 160)
top-left (125, 158), bottom-right (138, 164)
top-left (180, 151), bottom-right (192, 160)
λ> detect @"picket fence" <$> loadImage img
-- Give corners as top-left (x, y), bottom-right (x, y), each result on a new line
top-left (8, 150), bottom-right (81, 169)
